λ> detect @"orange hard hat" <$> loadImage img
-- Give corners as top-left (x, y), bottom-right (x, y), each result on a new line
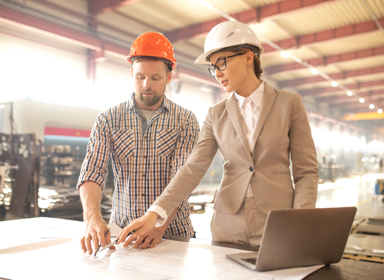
top-left (127, 32), bottom-right (177, 69)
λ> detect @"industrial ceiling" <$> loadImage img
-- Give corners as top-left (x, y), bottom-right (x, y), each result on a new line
top-left (0, 0), bottom-right (383, 133)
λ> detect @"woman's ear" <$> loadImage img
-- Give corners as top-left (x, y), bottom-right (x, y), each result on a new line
top-left (246, 51), bottom-right (254, 65)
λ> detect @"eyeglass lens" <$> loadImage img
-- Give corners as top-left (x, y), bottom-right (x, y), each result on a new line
top-left (208, 58), bottom-right (226, 75)
top-left (208, 52), bottom-right (246, 76)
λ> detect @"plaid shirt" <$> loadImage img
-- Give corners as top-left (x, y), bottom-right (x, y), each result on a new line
top-left (77, 94), bottom-right (199, 237)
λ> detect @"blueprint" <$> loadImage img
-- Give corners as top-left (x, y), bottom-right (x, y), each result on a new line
top-left (0, 238), bottom-right (323, 280)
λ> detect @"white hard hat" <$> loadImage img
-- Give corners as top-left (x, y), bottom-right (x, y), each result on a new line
top-left (194, 21), bottom-right (264, 64)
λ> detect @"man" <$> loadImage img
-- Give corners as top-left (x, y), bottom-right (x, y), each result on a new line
top-left (77, 32), bottom-right (199, 254)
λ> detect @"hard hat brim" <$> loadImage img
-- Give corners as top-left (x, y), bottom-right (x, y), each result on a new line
top-left (127, 55), bottom-right (176, 69)
top-left (194, 47), bottom-right (223, 64)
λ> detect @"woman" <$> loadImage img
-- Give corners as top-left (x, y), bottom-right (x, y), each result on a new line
top-left (117, 21), bottom-right (319, 248)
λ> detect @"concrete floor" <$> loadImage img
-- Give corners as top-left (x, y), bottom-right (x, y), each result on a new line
top-left (190, 173), bottom-right (384, 241)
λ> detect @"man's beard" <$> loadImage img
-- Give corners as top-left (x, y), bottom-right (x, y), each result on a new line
top-left (138, 84), bottom-right (166, 107)
top-left (138, 91), bottom-right (162, 107)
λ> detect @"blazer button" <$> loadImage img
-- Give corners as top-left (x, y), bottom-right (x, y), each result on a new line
top-left (250, 166), bottom-right (254, 172)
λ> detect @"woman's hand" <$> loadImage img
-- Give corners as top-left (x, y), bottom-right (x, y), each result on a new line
top-left (117, 212), bottom-right (159, 248)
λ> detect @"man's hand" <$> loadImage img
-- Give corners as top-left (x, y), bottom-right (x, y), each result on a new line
top-left (80, 212), bottom-right (113, 254)
top-left (79, 181), bottom-right (113, 254)
top-left (117, 212), bottom-right (159, 248)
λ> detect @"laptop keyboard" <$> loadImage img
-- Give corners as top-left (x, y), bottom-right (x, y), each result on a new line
top-left (242, 258), bottom-right (257, 265)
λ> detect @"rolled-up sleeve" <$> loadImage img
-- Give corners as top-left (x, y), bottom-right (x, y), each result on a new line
top-left (169, 111), bottom-right (200, 211)
top-left (76, 112), bottom-right (111, 191)
top-left (170, 112), bottom-right (200, 179)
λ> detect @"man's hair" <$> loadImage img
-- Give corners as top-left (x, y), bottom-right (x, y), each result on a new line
top-left (131, 56), bottom-right (172, 73)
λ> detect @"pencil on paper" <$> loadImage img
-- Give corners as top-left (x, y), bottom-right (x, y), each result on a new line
top-left (94, 228), bottom-right (110, 257)
top-left (98, 230), bottom-right (136, 254)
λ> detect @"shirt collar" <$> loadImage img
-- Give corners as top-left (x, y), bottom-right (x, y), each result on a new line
top-left (234, 81), bottom-right (264, 109)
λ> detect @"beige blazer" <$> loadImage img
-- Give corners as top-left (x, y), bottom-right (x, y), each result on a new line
top-left (154, 81), bottom-right (318, 216)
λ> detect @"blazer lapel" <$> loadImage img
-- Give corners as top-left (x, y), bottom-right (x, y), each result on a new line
top-left (225, 93), bottom-right (253, 161)
top-left (251, 82), bottom-right (277, 153)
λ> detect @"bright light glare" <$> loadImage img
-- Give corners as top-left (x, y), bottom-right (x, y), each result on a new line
top-left (359, 98), bottom-right (365, 103)
top-left (369, 157), bottom-right (375, 163)
top-left (311, 68), bottom-right (318, 74)
top-left (369, 104), bottom-right (375, 109)
top-left (346, 91), bottom-right (353, 96)
top-left (0, 36), bottom-right (134, 110)
top-left (280, 51), bottom-right (289, 58)
top-left (378, 109), bottom-right (383, 114)
top-left (316, 183), bottom-right (359, 208)
top-left (0, 41), bottom-right (86, 104)
top-left (331, 81), bottom-right (338, 87)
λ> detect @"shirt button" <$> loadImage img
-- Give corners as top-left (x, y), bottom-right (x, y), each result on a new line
top-left (250, 166), bottom-right (254, 172)
top-left (143, 155), bottom-right (147, 159)
top-left (142, 173), bottom-right (146, 177)
top-left (144, 136), bottom-right (148, 140)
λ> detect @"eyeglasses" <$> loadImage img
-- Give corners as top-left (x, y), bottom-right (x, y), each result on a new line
top-left (207, 52), bottom-right (247, 76)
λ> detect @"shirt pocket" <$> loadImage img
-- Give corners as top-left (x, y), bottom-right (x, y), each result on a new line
top-left (157, 129), bottom-right (180, 158)
top-left (112, 130), bottom-right (135, 159)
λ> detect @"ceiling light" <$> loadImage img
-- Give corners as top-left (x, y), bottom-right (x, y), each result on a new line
top-left (346, 91), bottom-right (353, 96)
top-left (369, 104), bottom-right (375, 109)
top-left (311, 68), bottom-right (318, 75)
top-left (378, 109), bottom-right (383, 114)
top-left (331, 81), bottom-right (338, 87)
top-left (359, 98), bottom-right (365, 103)
top-left (280, 51), bottom-right (289, 58)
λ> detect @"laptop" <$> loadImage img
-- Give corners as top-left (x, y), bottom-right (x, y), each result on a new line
top-left (226, 206), bottom-right (357, 271)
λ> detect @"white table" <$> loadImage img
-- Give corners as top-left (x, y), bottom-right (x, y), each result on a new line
top-left (0, 217), bottom-right (323, 280)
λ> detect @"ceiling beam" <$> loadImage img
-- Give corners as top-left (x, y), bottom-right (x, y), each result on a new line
top-left (164, 0), bottom-right (334, 43)
top-left (29, 0), bottom-right (139, 40)
top-left (335, 101), bottom-right (383, 110)
top-left (317, 90), bottom-right (384, 104)
top-left (0, 5), bottom-right (217, 87)
top-left (340, 109), bottom-right (384, 117)
top-left (88, 0), bottom-right (143, 15)
top-left (0, 5), bottom-right (110, 51)
top-left (299, 79), bottom-right (384, 96)
top-left (178, 66), bottom-right (221, 88)
top-left (266, 46), bottom-right (384, 75)
top-left (341, 112), bottom-right (384, 120)
top-left (332, 101), bottom-right (384, 111)
top-left (169, 16), bottom-right (384, 57)
top-left (31, 0), bottom-right (90, 21)
top-left (279, 65), bottom-right (384, 88)
top-left (262, 18), bottom-right (384, 54)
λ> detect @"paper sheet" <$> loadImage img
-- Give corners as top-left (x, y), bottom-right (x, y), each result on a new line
top-left (0, 217), bottom-right (84, 250)
top-left (0, 239), bottom-right (323, 280)
top-left (108, 222), bottom-right (122, 237)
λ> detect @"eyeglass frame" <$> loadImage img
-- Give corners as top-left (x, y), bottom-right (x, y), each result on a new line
top-left (207, 52), bottom-right (247, 76)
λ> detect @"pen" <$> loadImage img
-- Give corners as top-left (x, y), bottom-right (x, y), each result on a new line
top-left (94, 228), bottom-right (110, 257)
top-left (97, 230), bottom-right (136, 254)
top-left (97, 237), bottom-right (119, 253)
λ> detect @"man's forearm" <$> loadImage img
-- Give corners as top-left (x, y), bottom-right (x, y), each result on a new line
top-left (79, 181), bottom-right (103, 220)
